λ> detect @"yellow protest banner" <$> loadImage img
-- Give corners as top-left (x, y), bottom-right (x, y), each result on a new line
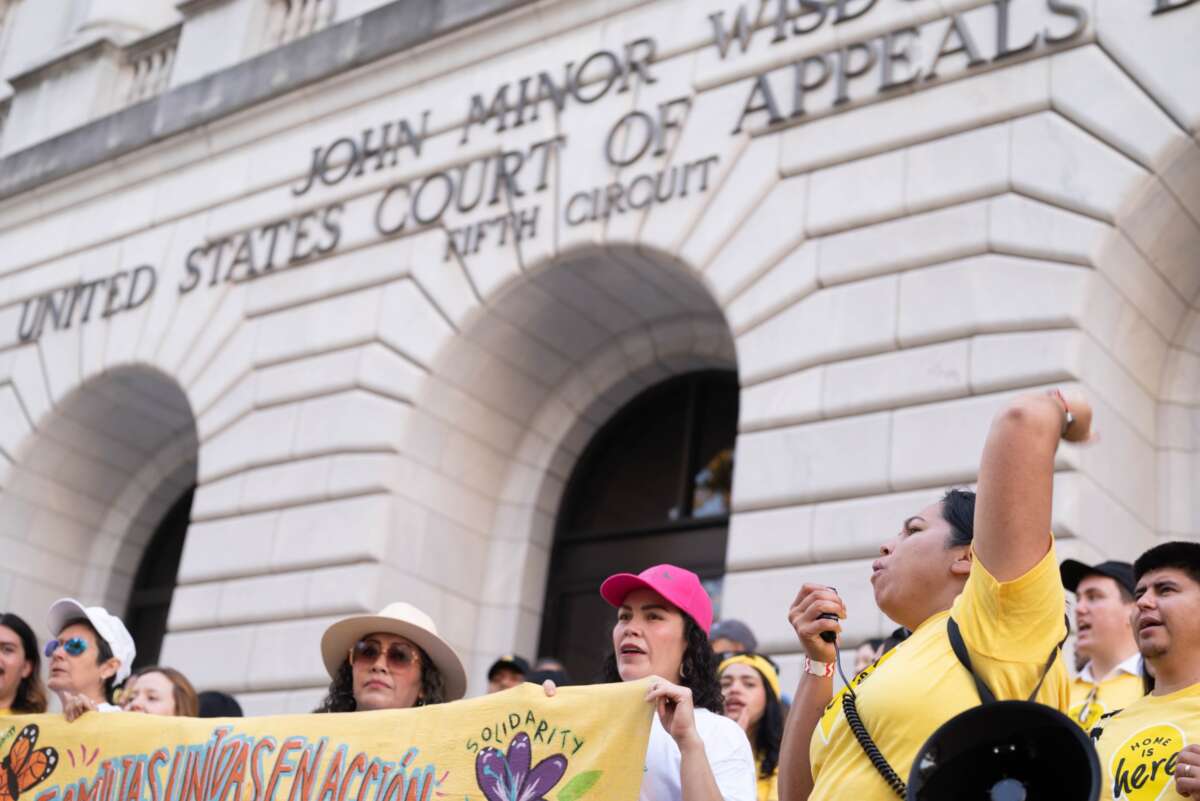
top-left (0, 680), bottom-right (654, 801)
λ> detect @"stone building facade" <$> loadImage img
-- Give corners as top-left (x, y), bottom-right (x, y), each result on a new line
top-left (0, 0), bottom-right (1196, 712)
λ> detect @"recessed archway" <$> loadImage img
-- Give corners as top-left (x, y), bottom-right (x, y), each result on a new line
top-left (0, 364), bottom-right (197, 653)
top-left (540, 369), bottom-right (739, 681)
top-left (400, 243), bottom-right (737, 689)
top-left (1142, 138), bottom-right (1200, 543)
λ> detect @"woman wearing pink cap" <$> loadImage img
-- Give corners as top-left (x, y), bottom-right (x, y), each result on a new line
top-left (597, 563), bottom-right (756, 801)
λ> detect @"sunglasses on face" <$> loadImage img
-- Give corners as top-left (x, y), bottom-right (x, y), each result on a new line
top-left (44, 637), bottom-right (88, 658)
top-left (349, 640), bottom-right (420, 670)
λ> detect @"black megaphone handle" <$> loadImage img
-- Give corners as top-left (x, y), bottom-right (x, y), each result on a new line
top-left (819, 612), bottom-right (839, 643)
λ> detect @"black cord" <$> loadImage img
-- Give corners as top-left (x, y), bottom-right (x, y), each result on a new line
top-left (834, 639), bottom-right (855, 690)
top-left (834, 640), bottom-right (907, 798)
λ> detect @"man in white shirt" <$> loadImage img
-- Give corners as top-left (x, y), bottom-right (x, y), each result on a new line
top-left (1060, 560), bottom-right (1143, 729)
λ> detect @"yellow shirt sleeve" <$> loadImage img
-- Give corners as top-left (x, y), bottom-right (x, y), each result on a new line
top-left (952, 539), bottom-right (1067, 663)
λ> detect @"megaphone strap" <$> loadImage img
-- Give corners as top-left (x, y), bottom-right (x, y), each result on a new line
top-left (946, 617), bottom-right (998, 704)
top-left (947, 616), bottom-right (1066, 704)
top-left (837, 616), bottom-right (1068, 799)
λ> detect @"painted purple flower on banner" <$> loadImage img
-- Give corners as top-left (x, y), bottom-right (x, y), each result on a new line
top-left (475, 732), bottom-right (568, 801)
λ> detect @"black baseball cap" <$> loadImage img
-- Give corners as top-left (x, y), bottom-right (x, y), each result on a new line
top-left (710, 619), bottom-right (758, 652)
top-left (487, 654), bottom-right (529, 679)
top-left (1060, 559), bottom-right (1135, 596)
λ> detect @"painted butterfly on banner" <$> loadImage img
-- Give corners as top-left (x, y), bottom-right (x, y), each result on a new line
top-left (0, 725), bottom-right (58, 801)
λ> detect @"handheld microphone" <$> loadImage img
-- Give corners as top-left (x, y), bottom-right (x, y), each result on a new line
top-left (819, 612), bottom-right (839, 643)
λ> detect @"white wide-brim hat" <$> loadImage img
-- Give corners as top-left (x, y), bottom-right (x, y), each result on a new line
top-left (47, 597), bottom-right (137, 685)
top-left (320, 602), bottom-right (467, 701)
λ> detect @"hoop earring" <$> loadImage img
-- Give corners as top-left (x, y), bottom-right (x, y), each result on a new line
top-left (680, 662), bottom-right (690, 680)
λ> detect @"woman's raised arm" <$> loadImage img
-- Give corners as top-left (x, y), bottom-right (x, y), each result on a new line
top-left (972, 389), bottom-right (1093, 583)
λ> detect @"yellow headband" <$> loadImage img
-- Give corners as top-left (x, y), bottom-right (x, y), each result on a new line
top-left (718, 653), bottom-right (781, 699)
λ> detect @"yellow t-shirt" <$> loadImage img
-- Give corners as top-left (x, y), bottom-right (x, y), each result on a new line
top-left (756, 764), bottom-right (778, 801)
top-left (1093, 683), bottom-right (1200, 801)
top-left (1070, 669), bottom-right (1145, 731)
top-left (0, 708), bottom-right (10, 715)
top-left (808, 543), bottom-right (1070, 800)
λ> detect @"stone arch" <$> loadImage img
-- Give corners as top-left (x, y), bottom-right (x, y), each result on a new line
top-left (0, 362), bottom-right (197, 632)
top-left (691, 33), bottom-right (1200, 675)
top-left (1038, 124), bottom-right (1200, 560)
top-left (401, 243), bottom-right (736, 686)
top-left (1035, 60), bottom-right (1200, 553)
top-left (1135, 138), bottom-right (1200, 544)
top-left (1033, 97), bottom-right (1200, 668)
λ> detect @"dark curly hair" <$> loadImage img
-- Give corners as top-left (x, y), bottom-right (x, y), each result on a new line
top-left (602, 613), bottom-right (724, 714)
top-left (314, 645), bottom-right (446, 712)
top-left (0, 613), bottom-right (47, 713)
top-left (1135, 540), bottom-right (1200, 587)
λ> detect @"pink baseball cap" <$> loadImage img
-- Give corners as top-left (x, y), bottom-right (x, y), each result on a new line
top-left (600, 564), bottom-right (714, 634)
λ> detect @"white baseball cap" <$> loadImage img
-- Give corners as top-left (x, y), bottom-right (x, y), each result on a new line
top-left (47, 598), bottom-right (137, 684)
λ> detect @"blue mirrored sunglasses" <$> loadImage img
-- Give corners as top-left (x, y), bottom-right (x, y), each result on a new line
top-left (44, 637), bottom-right (88, 657)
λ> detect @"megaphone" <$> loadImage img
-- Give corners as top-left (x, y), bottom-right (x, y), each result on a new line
top-left (907, 700), bottom-right (1100, 801)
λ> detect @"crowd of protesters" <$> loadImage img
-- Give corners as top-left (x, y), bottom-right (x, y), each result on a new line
top-left (4, 388), bottom-right (1200, 799)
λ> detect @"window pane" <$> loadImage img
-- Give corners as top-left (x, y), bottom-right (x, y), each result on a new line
top-left (540, 372), bottom-right (738, 680)
top-left (560, 380), bottom-right (689, 534)
top-left (554, 525), bottom-right (730, 584)
top-left (691, 378), bottom-right (739, 519)
top-left (701, 576), bottom-right (725, 622)
top-left (692, 447), bottom-right (734, 518)
top-left (550, 590), bottom-right (616, 684)
top-left (125, 487), bottom-right (192, 668)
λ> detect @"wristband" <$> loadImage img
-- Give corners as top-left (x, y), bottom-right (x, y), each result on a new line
top-left (1050, 388), bottom-right (1075, 438)
top-left (804, 657), bottom-right (835, 678)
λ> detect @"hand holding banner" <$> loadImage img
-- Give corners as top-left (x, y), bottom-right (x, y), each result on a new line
top-left (0, 680), bottom-right (655, 801)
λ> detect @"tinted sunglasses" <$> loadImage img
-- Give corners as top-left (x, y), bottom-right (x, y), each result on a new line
top-left (44, 637), bottom-right (88, 657)
top-left (349, 640), bottom-right (420, 670)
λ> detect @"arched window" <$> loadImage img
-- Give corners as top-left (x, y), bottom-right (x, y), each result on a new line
top-left (537, 371), bottom-right (738, 681)
top-left (125, 487), bottom-right (193, 668)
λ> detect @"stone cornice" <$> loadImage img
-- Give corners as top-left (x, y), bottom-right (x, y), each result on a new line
top-left (175, 0), bottom-right (236, 14)
top-left (0, 0), bottom-right (531, 202)
top-left (123, 22), bottom-right (184, 63)
top-left (7, 34), bottom-right (124, 88)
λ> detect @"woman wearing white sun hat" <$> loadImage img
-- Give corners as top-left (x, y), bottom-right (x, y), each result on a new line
top-left (314, 602), bottom-right (467, 712)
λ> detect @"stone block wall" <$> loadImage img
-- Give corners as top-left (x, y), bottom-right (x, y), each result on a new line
top-left (0, 0), bottom-right (1195, 707)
